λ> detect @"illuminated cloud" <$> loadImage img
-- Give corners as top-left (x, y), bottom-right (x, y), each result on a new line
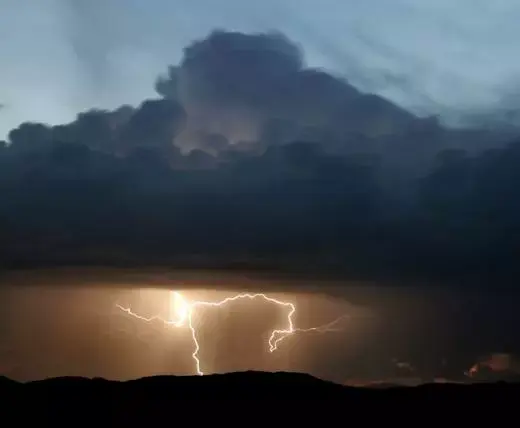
top-left (467, 353), bottom-right (520, 379)
top-left (116, 290), bottom-right (348, 375)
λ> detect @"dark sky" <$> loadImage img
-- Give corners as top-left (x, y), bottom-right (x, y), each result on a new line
top-left (1, 10), bottom-right (520, 384)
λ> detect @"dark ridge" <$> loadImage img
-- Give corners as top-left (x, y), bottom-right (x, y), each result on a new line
top-left (0, 375), bottom-right (20, 388)
top-left (15, 371), bottom-right (348, 399)
top-left (1, 371), bottom-right (518, 423)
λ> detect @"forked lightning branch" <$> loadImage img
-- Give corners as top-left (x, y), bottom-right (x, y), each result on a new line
top-left (116, 291), bottom-right (348, 375)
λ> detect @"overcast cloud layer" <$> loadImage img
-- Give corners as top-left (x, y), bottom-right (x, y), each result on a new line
top-left (2, 0), bottom-right (520, 137)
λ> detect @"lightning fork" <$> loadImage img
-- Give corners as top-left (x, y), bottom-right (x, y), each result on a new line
top-left (116, 291), bottom-right (348, 375)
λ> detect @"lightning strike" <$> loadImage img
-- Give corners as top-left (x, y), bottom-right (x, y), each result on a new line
top-left (116, 291), bottom-right (348, 376)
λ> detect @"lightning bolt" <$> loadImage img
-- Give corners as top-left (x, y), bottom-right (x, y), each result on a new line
top-left (116, 291), bottom-right (348, 376)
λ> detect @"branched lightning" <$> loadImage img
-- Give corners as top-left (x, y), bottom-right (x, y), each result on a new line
top-left (116, 291), bottom-right (348, 376)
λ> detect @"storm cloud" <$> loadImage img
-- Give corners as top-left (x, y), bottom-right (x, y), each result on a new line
top-left (1, 29), bottom-right (520, 294)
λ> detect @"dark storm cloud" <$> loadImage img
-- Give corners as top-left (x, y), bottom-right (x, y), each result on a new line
top-left (1, 30), bottom-right (520, 293)
top-left (157, 30), bottom-right (306, 108)
top-left (156, 30), bottom-right (419, 152)
top-left (5, 97), bottom-right (186, 160)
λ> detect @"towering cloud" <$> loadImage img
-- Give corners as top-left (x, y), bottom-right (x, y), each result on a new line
top-left (156, 30), bottom-right (419, 153)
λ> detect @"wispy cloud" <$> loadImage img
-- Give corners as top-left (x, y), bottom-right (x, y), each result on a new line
top-left (1, 0), bottom-right (520, 136)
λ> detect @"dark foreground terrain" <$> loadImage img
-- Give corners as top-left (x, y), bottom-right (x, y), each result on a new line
top-left (1, 372), bottom-right (517, 423)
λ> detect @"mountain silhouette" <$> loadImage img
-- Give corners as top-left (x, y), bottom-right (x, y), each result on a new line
top-left (1, 371), bottom-right (517, 423)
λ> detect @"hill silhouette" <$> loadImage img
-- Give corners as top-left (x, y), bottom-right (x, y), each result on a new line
top-left (1, 371), bottom-right (517, 423)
